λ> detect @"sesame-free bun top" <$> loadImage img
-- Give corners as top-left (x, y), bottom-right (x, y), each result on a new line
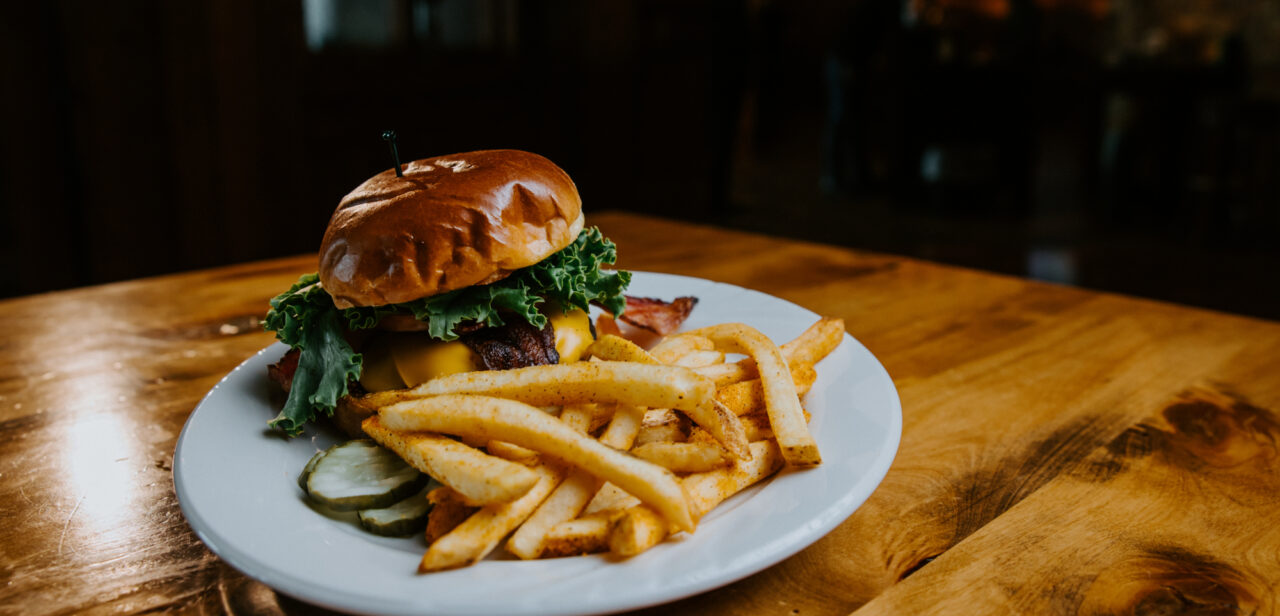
top-left (319, 149), bottom-right (585, 309)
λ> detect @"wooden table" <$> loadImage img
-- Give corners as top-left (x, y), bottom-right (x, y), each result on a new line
top-left (2, 211), bottom-right (1277, 614)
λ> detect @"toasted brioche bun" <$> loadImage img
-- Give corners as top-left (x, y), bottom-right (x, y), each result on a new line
top-left (319, 149), bottom-right (585, 309)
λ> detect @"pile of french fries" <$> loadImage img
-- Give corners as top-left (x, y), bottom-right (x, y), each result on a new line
top-left (358, 317), bottom-right (846, 572)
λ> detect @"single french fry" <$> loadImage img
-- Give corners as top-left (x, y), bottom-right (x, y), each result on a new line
top-left (715, 362), bottom-right (817, 415)
top-left (419, 463), bottom-right (564, 572)
top-left (424, 487), bottom-right (479, 545)
top-left (634, 409), bottom-right (690, 445)
top-left (649, 334), bottom-right (715, 364)
top-left (485, 440), bottom-right (540, 466)
top-left (587, 334), bottom-right (661, 364)
top-left (694, 317), bottom-right (845, 386)
top-left (631, 441), bottom-right (731, 473)
top-left (381, 395), bottom-right (695, 532)
top-left (540, 510), bottom-right (620, 558)
top-left (362, 416), bottom-right (538, 505)
top-left (683, 323), bottom-right (820, 466)
top-left (672, 349), bottom-right (725, 368)
top-left (391, 361), bottom-right (704, 417)
top-left (781, 317), bottom-right (845, 366)
top-left (507, 405), bottom-right (645, 559)
top-left (584, 482), bottom-right (641, 515)
top-left (609, 505), bottom-right (668, 556)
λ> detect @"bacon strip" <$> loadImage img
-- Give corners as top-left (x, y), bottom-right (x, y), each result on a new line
top-left (268, 348), bottom-right (300, 393)
top-left (618, 296), bottom-right (699, 335)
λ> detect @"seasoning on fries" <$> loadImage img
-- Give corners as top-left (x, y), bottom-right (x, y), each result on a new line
top-left (683, 323), bottom-right (822, 466)
top-left (379, 394), bottom-right (697, 533)
top-left (316, 313), bottom-right (844, 573)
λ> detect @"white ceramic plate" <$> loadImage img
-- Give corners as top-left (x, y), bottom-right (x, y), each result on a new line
top-left (174, 272), bottom-right (901, 616)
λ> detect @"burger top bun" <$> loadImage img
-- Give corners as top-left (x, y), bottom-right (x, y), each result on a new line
top-left (319, 149), bottom-right (585, 309)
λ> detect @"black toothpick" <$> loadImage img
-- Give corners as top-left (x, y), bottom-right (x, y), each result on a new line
top-left (382, 130), bottom-right (404, 177)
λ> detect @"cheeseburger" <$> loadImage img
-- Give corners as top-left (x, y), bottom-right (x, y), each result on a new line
top-left (263, 149), bottom-right (630, 436)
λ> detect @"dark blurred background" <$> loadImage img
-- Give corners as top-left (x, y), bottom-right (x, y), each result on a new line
top-left (3, 0), bottom-right (1279, 319)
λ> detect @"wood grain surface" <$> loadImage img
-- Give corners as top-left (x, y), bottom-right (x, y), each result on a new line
top-left (0, 212), bottom-right (1277, 615)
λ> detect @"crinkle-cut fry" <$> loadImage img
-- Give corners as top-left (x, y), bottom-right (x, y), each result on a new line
top-left (584, 482), bottom-right (641, 515)
top-left (419, 463), bottom-right (564, 572)
top-left (649, 334), bottom-right (715, 364)
top-left (541, 510), bottom-right (622, 558)
top-left (631, 441), bottom-right (731, 473)
top-left (683, 323), bottom-right (820, 467)
top-left (424, 487), bottom-right (479, 545)
top-left (672, 349), bottom-right (725, 368)
top-left (507, 404), bottom-right (645, 559)
top-left (694, 317), bottom-right (845, 386)
top-left (715, 362), bottom-right (817, 416)
top-left (362, 415), bottom-right (538, 505)
top-left (381, 395), bottom-right (695, 532)
top-left (635, 409), bottom-right (690, 446)
top-left (610, 439), bottom-right (785, 557)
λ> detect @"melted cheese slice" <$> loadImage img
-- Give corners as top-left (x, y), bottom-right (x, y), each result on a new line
top-left (391, 333), bottom-right (480, 388)
top-left (549, 308), bottom-right (593, 363)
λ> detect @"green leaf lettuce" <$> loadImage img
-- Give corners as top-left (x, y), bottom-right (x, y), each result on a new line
top-left (262, 227), bottom-right (630, 435)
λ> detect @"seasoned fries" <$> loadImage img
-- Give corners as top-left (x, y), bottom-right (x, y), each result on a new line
top-left (694, 317), bottom-right (845, 386)
top-left (538, 440), bottom-right (787, 558)
top-left (380, 395), bottom-right (696, 532)
top-left (419, 464), bottom-right (565, 572)
top-left (371, 361), bottom-right (751, 461)
top-left (507, 404), bottom-right (645, 559)
top-left (683, 323), bottom-right (821, 467)
top-left (348, 313), bottom-right (844, 573)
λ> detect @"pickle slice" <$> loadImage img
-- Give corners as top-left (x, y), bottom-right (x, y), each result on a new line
top-left (297, 448), bottom-right (328, 492)
top-left (306, 440), bottom-right (426, 511)
top-left (358, 484), bottom-right (435, 536)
